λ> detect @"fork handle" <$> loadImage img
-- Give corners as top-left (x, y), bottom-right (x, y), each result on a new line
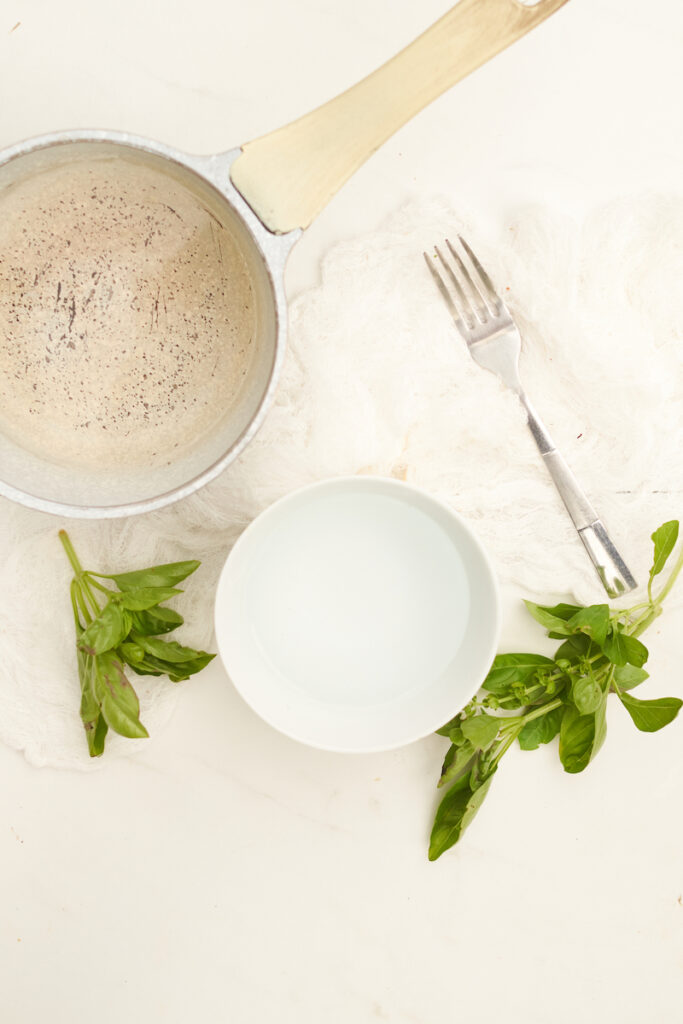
top-left (522, 396), bottom-right (637, 598)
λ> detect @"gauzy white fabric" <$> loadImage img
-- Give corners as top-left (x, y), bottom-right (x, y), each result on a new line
top-left (1, 195), bottom-right (681, 769)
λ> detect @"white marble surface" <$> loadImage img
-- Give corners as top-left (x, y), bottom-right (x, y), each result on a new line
top-left (1, 1), bottom-right (682, 1021)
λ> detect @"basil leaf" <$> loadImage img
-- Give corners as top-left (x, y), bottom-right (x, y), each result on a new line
top-left (469, 756), bottom-right (495, 791)
top-left (613, 664), bottom-right (649, 692)
top-left (77, 649), bottom-right (97, 726)
top-left (121, 647), bottom-right (214, 680)
top-left (593, 697), bottom-right (608, 756)
top-left (482, 653), bottom-right (555, 695)
top-left (622, 635), bottom-right (649, 668)
top-left (600, 628), bottom-right (626, 664)
top-left (602, 629), bottom-right (648, 668)
top-left (619, 692), bottom-right (682, 732)
top-left (101, 560), bottom-right (200, 591)
top-left (440, 743), bottom-right (457, 777)
top-left (117, 642), bottom-right (167, 677)
top-left (527, 602), bottom-right (610, 645)
top-left (436, 714), bottom-right (462, 737)
top-left (438, 741), bottom-right (476, 789)
top-left (446, 725), bottom-right (466, 746)
top-left (117, 587), bottom-right (182, 611)
top-left (518, 705), bottom-right (564, 750)
top-left (428, 768), bottom-right (496, 861)
top-left (524, 602), bottom-right (574, 634)
top-left (554, 633), bottom-right (595, 663)
top-left (567, 605), bottom-right (610, 647)
top-left (559, 704), bottom-right (604, 774)
top-left (93, 652), bottom-right (148, 739)
top-left (528, 602), bottom-right (583, 623)
top-left (461, 774), bottom-right (496, 834)
top-left (118, 658), bottom-right (164, 678)
top-left (118, 640), bottom-right (149, 664)
top-left (88, 715), bottom-right (109, 758)
top-left (649, 521), bottom-right (679, 582)
top-left (571, 674), bottom-right (603, 715)
top-left (460, 714), bottom-right (500, 751)
top-left (79, 601), bottom-right (132, 655)
top-left (77, 649), bottom-right (107, 756)
top-left (130, 607), bottom-right (184, 636)
top-left (77, 646), bottom-right (110, 756)
top-left (165, 654), bottom-right (216, 682)
top-left (129, 633), bottom-right (212, 665)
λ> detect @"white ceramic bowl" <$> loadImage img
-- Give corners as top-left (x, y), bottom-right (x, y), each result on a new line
top-left (214, 477), bottom-right (501, 752)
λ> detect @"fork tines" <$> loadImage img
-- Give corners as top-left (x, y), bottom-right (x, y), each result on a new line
top-left (424, 235), bottom-right (503, 331)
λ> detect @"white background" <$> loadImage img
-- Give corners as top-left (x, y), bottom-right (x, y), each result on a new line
top-left (1, 1), bottom-right (682, 1021)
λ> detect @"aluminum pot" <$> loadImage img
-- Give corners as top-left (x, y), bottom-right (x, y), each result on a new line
top-left (0, 0), bottom-right (567, 518)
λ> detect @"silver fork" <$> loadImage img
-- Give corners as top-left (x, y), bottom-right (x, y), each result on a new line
top-left (425, 236), bottom-right (636, 598)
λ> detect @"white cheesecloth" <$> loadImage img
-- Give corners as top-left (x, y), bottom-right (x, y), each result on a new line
top-left (1, 195), bottom-right (681, 769)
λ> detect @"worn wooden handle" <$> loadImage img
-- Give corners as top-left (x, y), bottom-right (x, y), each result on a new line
top-left (230, 0), bottom-right (570, 234)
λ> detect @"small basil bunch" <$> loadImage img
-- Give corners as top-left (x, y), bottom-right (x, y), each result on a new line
top-left (429, 520), bottom-right (683, 861)
top-left (60, 530), bottom-right (214, 757)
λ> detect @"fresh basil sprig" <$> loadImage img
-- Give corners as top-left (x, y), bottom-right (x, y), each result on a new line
top-left (429, 520), bottom-right (683, 861)
top-left (59, 530), bottom-right (215, 757)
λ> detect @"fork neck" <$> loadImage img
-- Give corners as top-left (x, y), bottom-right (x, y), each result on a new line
top-left (519, 393), bottom-right (554, 455)
top-left (470, 334), bottom-right (523, 394)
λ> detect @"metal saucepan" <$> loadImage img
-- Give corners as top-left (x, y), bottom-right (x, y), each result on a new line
top-left (0, 0), bottom-right (567, 518)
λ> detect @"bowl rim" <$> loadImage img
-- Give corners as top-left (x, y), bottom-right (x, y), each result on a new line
top-left (214, 475), bottom-right (502, 753)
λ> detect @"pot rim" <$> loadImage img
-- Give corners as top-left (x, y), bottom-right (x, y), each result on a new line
top-left (0, 130), bottom-right (299, 519)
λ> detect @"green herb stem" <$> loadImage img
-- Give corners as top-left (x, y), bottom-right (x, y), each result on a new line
top-left (629, 605), bottom-right (663, 638)
top-left (654, 544), bottom-right (683, 608)
top-left (69, 580), bottom-right (84, 632)
top-left (59, 530), bottom-right (85, 577)
top-left (620, 600), bottom-right (653, 617)
top-left (628, 544), bottom-right (683, 636)
top-left (519, 697), bottom-right (563, 726)
top-left (86, 576), bottom-right (116, 596)
top-left (73, 581), bottom-right (94, 627)
top-left (490, 730), bottom-right (520, 768)
top-left (59, 531), bottom-right (102, 618)
top-left (603, 663), bottom-right (616, 694)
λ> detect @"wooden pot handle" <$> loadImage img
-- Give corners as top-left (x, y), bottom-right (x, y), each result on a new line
top-left (230, 0), bottom-right (570, 234)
